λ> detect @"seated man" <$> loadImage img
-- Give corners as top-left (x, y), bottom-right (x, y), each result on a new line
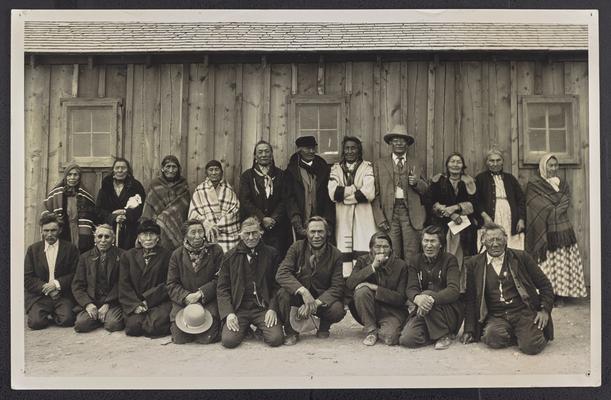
top-left (276, 216), bottom-right (346, 345)
top-left (399, 225), bottom-right (463, 350)
top-left (167, 219), bottom-right (224, 344)
top-left (460, 223), bottom-right (554, 355)
top-left (217, 217), bottom-right (284, 348)
top-left (24, 213), bottom-right (79, 330)
top-left (72, 224), bottom-right (125, 333)
top-left (119, 220), bottom-right (172, 337)
top-left (346, 231), bottom-right (408, 346)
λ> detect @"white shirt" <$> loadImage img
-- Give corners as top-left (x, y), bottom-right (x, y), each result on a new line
top-left (392, 153), bottom-right (407, 199)
top-left (302, 159), bottom-right (313, 167)
top-left (486, 252), bottom-right (505, 276)
top-left (44, 241), bottom-right (61, 290)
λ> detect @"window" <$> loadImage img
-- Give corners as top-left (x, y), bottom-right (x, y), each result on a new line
top-left (61, 98), bottom-right (122, 168)
top-left (520, 96), bottom-right (580, 165)
top-left (288, 95), bottom-right (347, 163)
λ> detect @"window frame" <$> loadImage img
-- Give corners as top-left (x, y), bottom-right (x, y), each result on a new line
top-left (288, 94), bottom-right (348, 164)
top-left (519, 95), bottom-right (580, 165)
top-left (60, 97), bottom-right (122, 168)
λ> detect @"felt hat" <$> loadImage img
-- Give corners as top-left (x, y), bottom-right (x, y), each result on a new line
top-left (137, 219), bottom-right (161, 235)
top-left (383, 124), bottom-right (415, 146)
top-left (175, 303), bottom-right (213, 334)
top-left (295, 135), bottom-right (318, 148)
top-left (289, 306), bottom-right (320, 333)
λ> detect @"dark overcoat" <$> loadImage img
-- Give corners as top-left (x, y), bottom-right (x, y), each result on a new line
top-left (71, 246), bottom-right (123, 309)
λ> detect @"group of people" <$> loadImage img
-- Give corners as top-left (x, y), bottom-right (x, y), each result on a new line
top-left (24, 124), bottom-right (587, 355)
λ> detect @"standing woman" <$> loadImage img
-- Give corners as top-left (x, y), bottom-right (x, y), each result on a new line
top-left (426, 152), bottom-right (478, 268)
top-left (525, 153), bottom-right (587, 301)
top-left (328, 136), bottom-right (377, 277)
top-left (42, 163), bottom-right (97, 253)
top-left (142, 155), bottom-right (191, 251)
top-left (96, 158), bottom-right (146, 250)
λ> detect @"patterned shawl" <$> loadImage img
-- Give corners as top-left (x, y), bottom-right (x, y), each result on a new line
top-left (142, 174), bottom-right (190, 249)
top-left (188, 178), bottom-right (240, 252)
top-left (525, 173), bottom-right (576, 262)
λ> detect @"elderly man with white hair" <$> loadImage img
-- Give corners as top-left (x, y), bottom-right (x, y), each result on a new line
top-left (72, 224), bottom-right (125, 333)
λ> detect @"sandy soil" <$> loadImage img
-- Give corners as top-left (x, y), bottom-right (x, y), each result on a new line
top-left (23, 299), bottom-right (591, 379)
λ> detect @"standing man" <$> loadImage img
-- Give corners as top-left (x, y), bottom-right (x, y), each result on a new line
top-left (24, 213), bottom-right (79, 330)
top-left (285, 136), bottom-right (335, 241)
top-left (460, 223), bottom-right (554, 355)
top-left (372, 124), bottom-right (428, 263)
top-left (216, 217), bottom-right (284, 348)
top-left (72, 224), bottom-right (125, 333)
top-left (239, 140), bottom-right (289, 254)
top-left (276, 216), bottom-right (346, 345)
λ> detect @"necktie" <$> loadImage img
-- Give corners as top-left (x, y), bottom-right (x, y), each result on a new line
top-left (397, 157), bottom-right (404, 171)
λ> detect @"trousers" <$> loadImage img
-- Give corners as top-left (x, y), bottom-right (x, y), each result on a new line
top-left (74, 305), bottom-right (124, 333)
top-left (124, 301), bottom-right (172, 338)
top-left (27, 295), bottom-right (75, 330)
top-left (350, 286), bottom-right (405, 345)
top-left (399, 302), bottom-right (464, 347)
top-left (276, 287), bottom-right (346, 336)
top-left (481, 308), bottom-right (547, 355)
top-left (220, 305), bottom-right (283, 348)
top-left (390, 200), bottom-right (420, 262)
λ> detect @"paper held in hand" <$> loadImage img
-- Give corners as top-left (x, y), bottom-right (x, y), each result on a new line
top-left (448, 217), bottom-right (471, 235)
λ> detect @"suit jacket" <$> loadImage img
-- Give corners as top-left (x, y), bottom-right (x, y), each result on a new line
top-left (405, 252), bottom-right (460, 305)
top-left (118, 245), bottom-right (171, 315)
top-left (166, 244), bottom-right (224, 321)
top-left (276, 240), bottom-right (345, 306)
top-left (216, 241), bottom-right (281, 320)
top-left (475, 171), bottom-right (526, 235)
top-left (24, 240), bottom-right (79, 312)
top-left (464, 249), bottom-right (554, 341)
top-left (372, 156), bottom-right (428, 229)
top-left (71, 246), bottom-right (123, 309)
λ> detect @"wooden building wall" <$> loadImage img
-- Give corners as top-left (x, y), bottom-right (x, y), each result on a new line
top-left (24, 58), bottom-right (591, 282)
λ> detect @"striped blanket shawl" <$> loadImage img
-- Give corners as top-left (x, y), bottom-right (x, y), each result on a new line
top-left (525, 174), bottom-right (576, 262)
top-left (142, 176), bottom-right (191, 249)
top-left (188, 178), bottom-right (240, 252)
top-left (42, 185), bottom-right (97, 245)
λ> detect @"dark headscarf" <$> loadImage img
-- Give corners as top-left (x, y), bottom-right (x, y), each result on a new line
top-left (161, 155), bottom-right (182, 182)
top-left (56, 162), bottom-right (82, 196)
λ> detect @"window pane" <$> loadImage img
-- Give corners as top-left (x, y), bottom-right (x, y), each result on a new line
top-left (319, 130), bottom-right (339, 154)
top-left (298, 105), bottom-right (317, 130)
top-left (548, 104), bottom-right (567, 128)
top-left (527, 104), bottom-right (546, 129)
top-left (549, 129), bottom-right (567, 153)
top-left (92, 133), bottom-right (111, 157)
top-left (72, 109), bottom-right (92, 133)
top-left (319, 104), bottom-right (339, 129)
top-left (528, 129), bottom-right (547, 151)
top-left (73, 134), bottom-right (91, 157)
top-left (92, 108), bottom-right (112, 132)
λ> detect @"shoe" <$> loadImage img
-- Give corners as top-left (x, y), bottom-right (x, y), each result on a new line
top-left (434, 335), bottom-right (452, 350)
top-left (283, 334), bottom-right (298, 346)
top-left (316, 330), bottom-right (330, 339)
top-left (363, 333), bottom-right (378, 346)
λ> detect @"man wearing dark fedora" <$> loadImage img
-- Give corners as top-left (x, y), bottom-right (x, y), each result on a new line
top-left (119, 219), bottom-right (172, 337)
top-left (285, 135), bottom-right (335, 241)
top-left (372, 124), bottom-right (428, 263)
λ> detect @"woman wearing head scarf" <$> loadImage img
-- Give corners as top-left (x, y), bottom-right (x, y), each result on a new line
top-left (328, 136), bottom-right (377, 277)
top-left (525, 153), bottom-right (587, 302)
top-left (95, 158), bottom-right (146, 250)
top-left (42, 163), bottom-right (97, 253)
top-left (475, 149), bottom-right (526, 250)
top-left (188, 160), bottom-right (240, 253)
top-left (142, 156), bottom-right (191, 251)
top-left (426, 152), bottom-right (478, 269)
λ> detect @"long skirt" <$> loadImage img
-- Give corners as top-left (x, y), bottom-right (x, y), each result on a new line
top-left (539, 243), bottom-right (588, 298)
top-left (476, 198), bottom-right (524, 252)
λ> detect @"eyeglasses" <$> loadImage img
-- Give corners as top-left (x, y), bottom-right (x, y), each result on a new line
top-left (96, 234), bottom-right (112, 239)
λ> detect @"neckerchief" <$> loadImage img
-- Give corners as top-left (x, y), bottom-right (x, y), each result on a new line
top-left (142, 248), bottom-right (157, 266)
top-left (183, 239), bottom-right (208, 272)
top-left (299, 157), bottom-right (317, 176)
top-left (340, 160), bottom-right (362, 186)
top-left (253, 164), bottom-right (274, 198)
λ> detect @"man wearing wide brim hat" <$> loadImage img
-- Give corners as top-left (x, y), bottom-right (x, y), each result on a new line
top-left (372, 124), bottom-right (428, 262)
top-left (284, 135), bottom-right (335, 241)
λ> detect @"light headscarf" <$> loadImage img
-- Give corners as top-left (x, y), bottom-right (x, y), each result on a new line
top-left (538, 153), bottom-right (560, 192)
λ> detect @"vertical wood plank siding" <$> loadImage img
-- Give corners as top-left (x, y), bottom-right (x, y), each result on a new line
top-left (23, 59), bottom-right (591, 283)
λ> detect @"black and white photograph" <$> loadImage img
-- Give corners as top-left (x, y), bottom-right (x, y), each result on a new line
top-left (10, 8), bottom-right (601, 390)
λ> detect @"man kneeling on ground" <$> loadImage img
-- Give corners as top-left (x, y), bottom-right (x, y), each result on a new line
top-left (276, 216), bottom-right (346, 345)
top-left (399, 225), bottom-right (463, 350)
top-left (346, 231), bottom-right (408, 346)
top-left (217, 217), bottom-right (284, 348)
top-left (460, 223), bottom-right (553, 355)
top-left (72, 224), bottom-right (124, 333)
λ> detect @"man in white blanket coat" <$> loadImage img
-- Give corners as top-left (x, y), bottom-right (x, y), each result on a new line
top-left (328, 136), bottom-right (377, 277)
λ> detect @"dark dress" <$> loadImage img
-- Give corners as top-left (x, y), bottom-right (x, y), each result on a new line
top-left (96, 175), bottom-right (146, 250)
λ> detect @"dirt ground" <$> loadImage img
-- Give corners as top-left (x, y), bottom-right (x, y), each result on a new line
top-left (23, 299), bottom-right (591, 379)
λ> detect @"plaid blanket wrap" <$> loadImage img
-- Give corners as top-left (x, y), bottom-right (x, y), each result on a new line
top-left (42, 185), bottom-right (96, 243)
top-left (188, 178), bottom-right (240, 252)
top-left (142, 176), bottom-right (191, 249)
top-left (525, 175), bottom-right (577, 262)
